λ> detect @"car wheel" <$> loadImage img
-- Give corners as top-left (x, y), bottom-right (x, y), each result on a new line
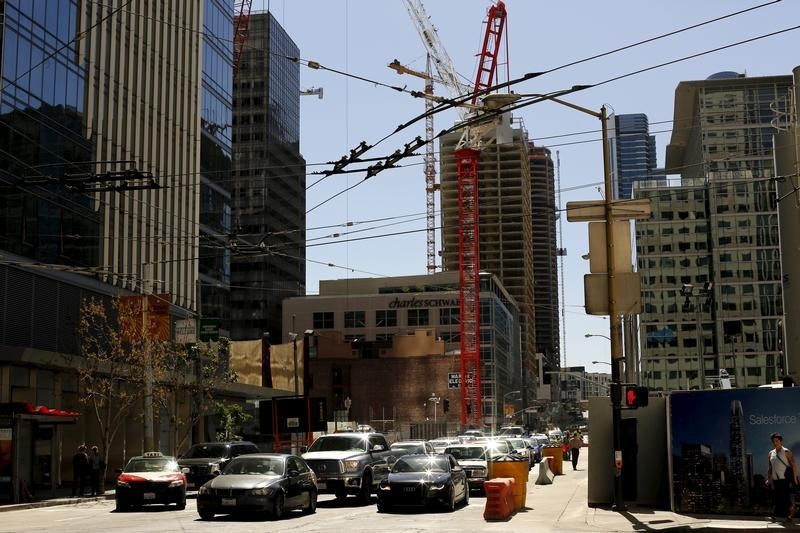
top-left (447, 486), bottom-right (456, 512)
top-left (198, 510), bottom-right (214, 521)
top-left (357, 471), bottom-right (372, 504)
top-left (272, 492), bottom-right (285, 520)
top-left (377, 499), bottom-right (392, 513)
top-left (302, 489), bottom-right (317, 515)
top-left (176, 500), bottom-right (186, 510)
top-left (115, 499), bottom-right (129, 512)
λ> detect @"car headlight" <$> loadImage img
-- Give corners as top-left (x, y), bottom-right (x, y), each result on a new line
top-left (116, 481), bottom-right (129, 488)
top-left (429, 482), bottom-right (445, 490)
top-left (343, 460), bottom-right (360, 473)
top-left (198, 485), bottom-right (210, 495)
top-left (379, 482), bottom-right (391, 491)
top-left (474, 468), bottom-right (487, 476)
top-left (170, 480), bottom-right (184, 487)
top-left (250, 487), bottom-right (276, 496)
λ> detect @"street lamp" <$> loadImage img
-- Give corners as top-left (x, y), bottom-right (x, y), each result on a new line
top-left (585, 333), bottom-right (611, 341)
top-left (545, 95), bottom-right (625, 511)
top-left (428, 393), bottom-right (441, 424)
top-left (592, 361), bottom-right (612, 366)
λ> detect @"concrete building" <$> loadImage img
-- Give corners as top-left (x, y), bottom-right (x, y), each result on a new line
top-left (439, 121), bottom-right (539, 405)
top-left (230, 12), bottom-right (306, 342)
top-left (529, 146), bottom-right (561, 390)
top-left (636, 71), bottom-right (792, 391)
top-left (773, 66), bottom-right (800, 381)
top-left (282, 272), bottom-right (521, 432)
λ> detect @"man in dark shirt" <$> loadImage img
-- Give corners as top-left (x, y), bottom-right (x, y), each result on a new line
top-left (71, 445), bottom-right (88, 496)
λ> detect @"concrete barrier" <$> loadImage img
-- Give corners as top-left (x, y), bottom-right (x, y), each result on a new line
top-left (535, 456), bottom-right (555, 485)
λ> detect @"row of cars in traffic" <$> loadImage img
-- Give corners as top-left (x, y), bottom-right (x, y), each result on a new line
top-left (111, 429), bottom-right (558, 520)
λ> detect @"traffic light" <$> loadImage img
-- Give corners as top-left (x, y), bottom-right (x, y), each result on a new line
top-left (443, 399), bottom-right (450, 413)
top-left (623, 384), bottom-right (649, 409)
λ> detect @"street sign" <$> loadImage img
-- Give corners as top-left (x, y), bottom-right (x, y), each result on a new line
top-left (565, 198), bottom-right (652, 222)
top-left (175, 319), bottom-right (196, 344)
top-left (198, 318), bottom-right (220, 342)
top-left (448, 372), bottom-right (460, 389)
top-left (588, 221), bottom-right (633, 273)
top-left (584, 272), bottom-right (642, 315)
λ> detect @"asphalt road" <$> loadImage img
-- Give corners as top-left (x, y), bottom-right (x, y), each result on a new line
top-left (0, 492), bottom-right (503, 533)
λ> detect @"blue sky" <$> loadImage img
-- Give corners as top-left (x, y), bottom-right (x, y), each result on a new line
top-left (254, 0), bottom-right (800, 373)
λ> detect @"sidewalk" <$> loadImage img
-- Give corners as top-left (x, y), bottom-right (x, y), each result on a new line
top-left (515, 447), bottom-right (795, 532)
top-left (0, 488), bottom-right (114, 513)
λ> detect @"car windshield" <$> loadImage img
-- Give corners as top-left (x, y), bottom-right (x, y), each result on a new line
top-left (125, 458), bottom-right (178, 473)
top-left (392, 455), bottom-right (448, 473)
top-left (486, 440), bottom-right (511, 454)
top-left (445, 446), bottom-right (485, 460)
top-left (223, 457), bottom-right (284, 476)
top-left (507, 438), bottom-right (525, 448)
top-left (307, 435), bottom-right (367, 453)
top-left (390, 443), bottom-right (424, 454)
top-left (182, 444), bottom-right (227, 459)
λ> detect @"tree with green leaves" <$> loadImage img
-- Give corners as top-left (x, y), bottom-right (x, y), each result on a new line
top-left (214, 400), bottom-right (252, 442)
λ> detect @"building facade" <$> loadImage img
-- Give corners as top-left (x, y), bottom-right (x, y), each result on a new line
top-left (230, 11), bottom-right (306, 341)
top-left (439, 122), bottom-right (537, 405)
top-left (282, 272), bottom-right (521, 431)
top-left (528, 145), bottom-right (561, 390)
top-left (637, 72), bottom-right (792, 391)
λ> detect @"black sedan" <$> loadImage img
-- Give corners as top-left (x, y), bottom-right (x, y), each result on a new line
top-left (197, 453), bottom-right (317, 520)
top-left (377, 454), bottom-right (469, 512)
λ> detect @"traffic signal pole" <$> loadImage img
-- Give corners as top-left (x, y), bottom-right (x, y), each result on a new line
top-left (600, 106), bottom-right (626, 512)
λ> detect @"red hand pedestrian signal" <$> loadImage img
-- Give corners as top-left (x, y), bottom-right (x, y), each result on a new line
top-left (623, 385), bottom-right (649, 409)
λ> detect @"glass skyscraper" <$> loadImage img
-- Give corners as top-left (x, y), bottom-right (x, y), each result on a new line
top-left (637, 72), bottom-right (792, 391)
top-left (230, 12), bottom-right (306, 342)
top-left (609, 113), bottom-right (664, 199)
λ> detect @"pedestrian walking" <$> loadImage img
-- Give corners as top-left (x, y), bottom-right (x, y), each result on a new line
top-left (569, 432), bottom-right (582, 471)
top-left (71, 445), bottom-right (88, 496)
top-left (766, 431), bottom-right (798, 522)
top-left (89, 446), bottom-right (104, 496)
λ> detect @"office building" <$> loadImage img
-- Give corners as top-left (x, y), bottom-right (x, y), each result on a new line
top-left (636, 71), bottom-right (792, 391)
top-left (231, 12), bottom-right (306, 341)
top-left (282, 272), bottom-right (521, 431)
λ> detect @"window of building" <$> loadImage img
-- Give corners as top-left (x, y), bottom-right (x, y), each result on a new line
top-left (408, 309), bottom-right (429, 327)
top-left (344, 311), bottom-right (366, 328)
top-left (376, 309), bottom-right (397, 328)
top-left (313, 312), bottom-right (334, 329)
top-left (439, 307), bottom-right (460, 325)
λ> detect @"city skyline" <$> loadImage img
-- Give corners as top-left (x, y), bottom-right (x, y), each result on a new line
top-left (262, 0), bottom-right (800, 374)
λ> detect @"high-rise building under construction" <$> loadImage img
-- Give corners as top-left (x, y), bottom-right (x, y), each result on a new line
top-left (439, 121), bottom-right (560, 406)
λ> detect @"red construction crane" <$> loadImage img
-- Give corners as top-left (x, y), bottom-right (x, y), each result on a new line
top-left (455, 1), bottom-right (507, 429)
top-left (399, 1), bottom-right (508, 429)
top-left (232, 0), bottom-right (254, 82)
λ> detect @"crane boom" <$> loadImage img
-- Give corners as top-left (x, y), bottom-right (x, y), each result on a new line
top-left (402, 0), bottom-right (469, 111)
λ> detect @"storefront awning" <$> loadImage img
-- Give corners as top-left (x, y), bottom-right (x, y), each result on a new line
top-left (0, 402), bottom-right (80, 423)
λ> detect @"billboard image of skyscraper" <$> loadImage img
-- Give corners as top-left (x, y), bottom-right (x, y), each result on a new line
top-left (669, 387), bottom-right (800, 514)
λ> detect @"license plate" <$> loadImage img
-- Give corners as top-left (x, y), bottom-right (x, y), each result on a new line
top-left (143, 493), bottom-right (156, 500)
top-left (317, 481), bottom-right (326, 490)
top-left (221, 498), bottom-right (237, 506)
top-left (187, 482), bottom-right (195, 488)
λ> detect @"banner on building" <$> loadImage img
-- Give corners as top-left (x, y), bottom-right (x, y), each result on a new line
top-left (669, 387), bottom-right (800, 515)
top-left (120, 294), bottom-right (171, 342)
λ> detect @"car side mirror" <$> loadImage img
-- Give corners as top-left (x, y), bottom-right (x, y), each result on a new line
top-left (299, 446), bottom-right (308, 454)
top-left (212, 471), bottom-right (220, 477)
top-left (372, 444), bottom-right (385, 452)
top-left (181, 467), bottom-right (190, 474)
top-left (452, 465), bottom-right (463, 472)
top-left (115, 468), bottom-right (123, 474)
top-left (288, 469), bottom-right (300, 478)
